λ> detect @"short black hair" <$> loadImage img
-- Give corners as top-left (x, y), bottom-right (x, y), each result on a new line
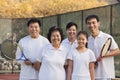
top-left (47, 26), bottom-right (64, 43)
top-left (77, 31), bottom-right (88, 48)
top-left (77, 31), bottom-right (88, 39)
top-left (66, 22), bottom-right (78, 30)
top-left (85, 15), bottom-right (100, 23)
top-left (27, 18), bottom-right (41, 27)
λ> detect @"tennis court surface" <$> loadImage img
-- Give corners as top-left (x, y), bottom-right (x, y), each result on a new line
top-left (0, 74), bottom-right (19, 80)
top-left (0, 74), bottom-right (120, 80)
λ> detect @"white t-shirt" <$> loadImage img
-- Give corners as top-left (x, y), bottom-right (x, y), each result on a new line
top-left (16, 35), bottom-right (49, 80)
top-left (88, 31), bottom-right (118, 79)
top-left (37, 44), bottom-right (68, 80)
top-left (61, 38), bottom-right (78, 50)
top-left (67, 48), bottom-right (96, 80)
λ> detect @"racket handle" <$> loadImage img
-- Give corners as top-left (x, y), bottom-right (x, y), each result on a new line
top-left (32, 63), bottom-right (34, 66)
top-left (95, 61), bottom-right (98, 64)
top-left (25, 59), bottom-right (29, 61)
top-left (94, 61), bottom-right (98, 68)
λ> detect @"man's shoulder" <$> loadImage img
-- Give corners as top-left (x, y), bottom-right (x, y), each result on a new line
top-left (61, 38), bottom-right (68, 44)
top-left (18, 35), bottom-right (30, 43)
top-left (39, 35), bottom-right (48, 40)
top-left (20, 35), bottom-right (30, 40)
top-left (101, 31), bottom-right (112, 38)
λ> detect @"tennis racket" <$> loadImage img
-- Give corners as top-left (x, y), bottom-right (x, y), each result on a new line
top-left (1, 39), bottom-right (28, 61)
top-left (16, 43), bottom-right (29, 61)
top-left (95, 38), bottom-right (112, 67)
top-left (100, 38), bottom-right (112, 57)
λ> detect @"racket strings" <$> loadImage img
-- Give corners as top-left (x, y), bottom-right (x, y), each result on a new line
top-left (1, 40), bottom-right (17, 60)
top-left (101, 38), bottom-right (112, 57)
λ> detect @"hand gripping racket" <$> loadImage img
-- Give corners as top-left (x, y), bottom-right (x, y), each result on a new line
top-left (95, 38), bottom-right (112, 66)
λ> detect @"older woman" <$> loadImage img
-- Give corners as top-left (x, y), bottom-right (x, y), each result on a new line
top-left (35, 26), bottom-right (68, 80)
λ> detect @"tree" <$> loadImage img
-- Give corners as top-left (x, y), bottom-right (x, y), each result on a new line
top-left (0, 0), bottom-right (107, 18)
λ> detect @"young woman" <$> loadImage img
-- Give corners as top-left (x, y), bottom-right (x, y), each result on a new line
top-left (67, 31), bottom-right (96, 80)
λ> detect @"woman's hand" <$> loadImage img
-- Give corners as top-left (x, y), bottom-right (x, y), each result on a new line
top-left (24, 60), bottom-right (33, 66)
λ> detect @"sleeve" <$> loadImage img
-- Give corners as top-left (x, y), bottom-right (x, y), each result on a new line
top-left (43, 38), bottom-right (50, 45)
top-left (64, 46), bottom-right (69, 65)
top-left (110, 36), bottom-right (119, 50)
top-left (15, 40), bottom-right (24, 64)
top-left (36, 46), bottom-right (45, 62)
top-left (66, 49), bottom-right (74, 60)
top-left (89, 50), bottom-right (96, 62)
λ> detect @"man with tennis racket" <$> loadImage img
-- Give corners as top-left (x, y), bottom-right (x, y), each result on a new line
top-left (85, 15), bottom-right (120, 80)
top-left (16, 18), bottom-right (49, 80)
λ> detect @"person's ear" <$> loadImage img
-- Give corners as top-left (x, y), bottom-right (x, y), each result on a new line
top-left (98, 22), bottom-right (100, 27)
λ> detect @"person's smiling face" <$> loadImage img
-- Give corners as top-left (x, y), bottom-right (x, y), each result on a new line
top-left (51, 31), bottom-right (61, 47)
top-left (86, 18), bottom-right (100, 34)
top-left (77, 34), bottom-right (88, 48)
top-left (67, 25), bottom-right (77, 39)
top-left (28, 22), bottom-right (40, 38)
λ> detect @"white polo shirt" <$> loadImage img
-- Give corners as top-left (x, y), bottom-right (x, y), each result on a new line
top-left (61, 38), bottom-right (78, 49)
top-left (16, 35), bottom-right (49, 80)
top-left (88, 31), bottom-right (118, 79)
top-left (37, 44), bottom-right (68, 80)
top-left (67, 48), bottom-right (96, 80)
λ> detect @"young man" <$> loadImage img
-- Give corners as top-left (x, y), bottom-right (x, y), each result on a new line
top-left (16, 18), bottom-right (49, 80)
top-left (62, 22), bottom-right (78, 50)
top-left (85, 15), bottom-right (120, 80)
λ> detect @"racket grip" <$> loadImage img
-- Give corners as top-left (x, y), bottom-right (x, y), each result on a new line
top-left (32, 63), bottom-right (34, 66)
top-left (94, 61), bottom-right (98, 68)
top-left (95, 61), bottom-right (98, 65)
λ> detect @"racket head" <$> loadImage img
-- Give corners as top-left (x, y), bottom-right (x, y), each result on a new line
top-left (1, 40), bottom-right (17, 60)
top-left (100, 38), bottom-right (112, 57)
